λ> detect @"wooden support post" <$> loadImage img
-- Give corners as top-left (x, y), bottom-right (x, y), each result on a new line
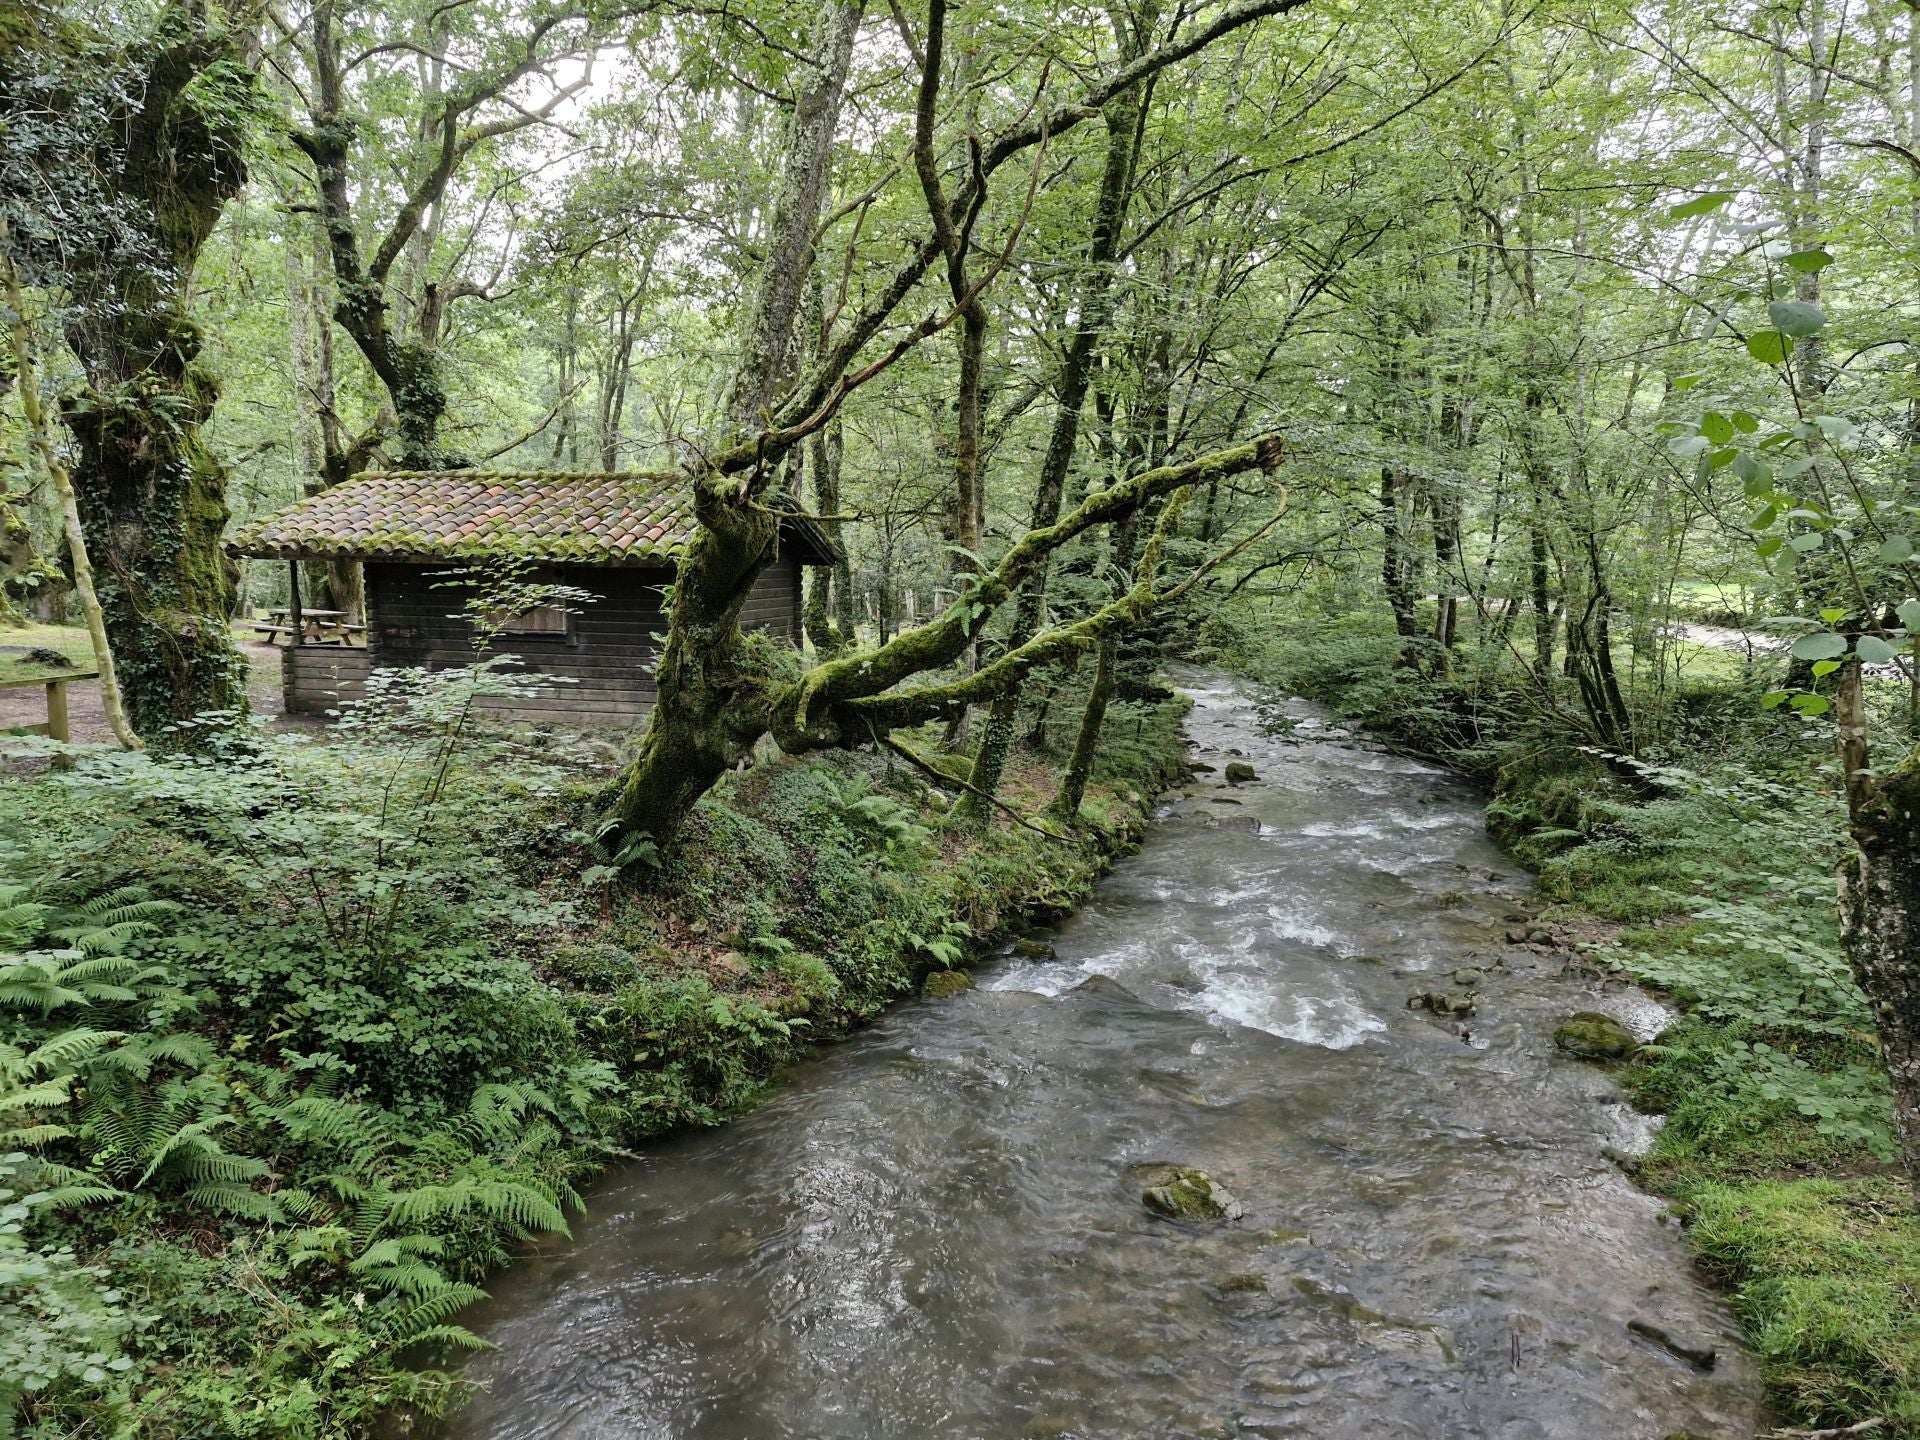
top-left (43, 679), bottom-right (68, 743)
top-left (288, 560), bottom-right (304, 646)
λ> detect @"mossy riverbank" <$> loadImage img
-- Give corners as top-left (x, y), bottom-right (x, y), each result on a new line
top-left (0, 686), bottom-right (1190, 1438)
top-left (1223, 617), bottom-right (1920, 1437)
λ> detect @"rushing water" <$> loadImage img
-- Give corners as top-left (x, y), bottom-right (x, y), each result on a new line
top-left (442, 675), bottom-right (1760, 1440)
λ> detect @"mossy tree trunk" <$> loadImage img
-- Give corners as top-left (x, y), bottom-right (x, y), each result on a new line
top-left (1835, 661), bottom-right (1920, 1207)
top-left (608, 0), bottom-right (1304, 850)
top-left (53, 10), bottom-right (252, 738)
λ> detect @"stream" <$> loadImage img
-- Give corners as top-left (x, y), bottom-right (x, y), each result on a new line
top-left (441, 673), bottom-right (1761, 1439)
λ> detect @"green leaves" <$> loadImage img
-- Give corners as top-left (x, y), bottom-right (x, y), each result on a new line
top-left (1669, 190), bottom-right (1733, 219)
top-left (1782, 248), bottom-right (1832, 273)
top-left (1789, 632), bottom-right (1847, 661)
top-left (1767, 299), bottom-right (1825, 337)
top-left (1746, 330), bottom-right (1793, 365)
top-left (1878, 536), bottom-right (1914, 564)
top-left (1701, 411), bottom-right (1735, 444)
top-left (1856, 635), bottom-right (1898, 665)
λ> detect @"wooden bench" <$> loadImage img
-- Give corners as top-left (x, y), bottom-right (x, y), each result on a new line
top-left (0, 669), bottom-right (101, 743)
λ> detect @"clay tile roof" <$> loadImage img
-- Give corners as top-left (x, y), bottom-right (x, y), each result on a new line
top-left (225, 470), bottom-right (840, 567)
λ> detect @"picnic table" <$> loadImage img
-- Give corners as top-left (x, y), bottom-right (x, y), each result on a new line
top-left (247, 607), bottom-right (367, 646)
top-left (0, 667), bottom-right (100, 743)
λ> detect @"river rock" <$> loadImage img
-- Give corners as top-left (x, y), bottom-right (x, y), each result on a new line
top-left (922, 970), bottom-right (973, 999)
top-left (1409, 991), bottom-right (1476, 1017)
top-left (1627, 1317), bottom-right (1718, 1370)
top-left (1011, 937), bottom-right (1056, 959)
top-left (1449, 967), bottom-right (1485, 986)
top-left (1224, 762), bottom-right (1258, 784)
top-left (1141, 1166), bottom-right (1244, 1221)
top-left (1554, 1011), bottom-right (1637, 1059)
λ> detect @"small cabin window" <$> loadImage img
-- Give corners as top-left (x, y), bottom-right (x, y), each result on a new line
top-left (497, 602), bottom-right (570, 635)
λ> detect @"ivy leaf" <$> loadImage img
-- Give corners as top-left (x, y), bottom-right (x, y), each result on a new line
top-left (1856, 635), bottom-right (1898, 664)
top-left (1768, 299), bottom-right (1825, 337)
top-left (1747, 330), bottom-right (1793, 364)
top-left (1790, 632), bottom-right (1848, 660)
top-left (1782, 249), bottom-right (1833, 273)
top-left (1669, 190), bottom-right (1733, 219)
top-left (1701, 411), bottom-right (1735, 444)
top-left (1879, 535), bottom-right (1915, 564)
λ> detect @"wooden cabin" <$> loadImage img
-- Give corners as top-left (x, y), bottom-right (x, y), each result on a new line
top-left (225, 470), bottom-right (840, 726)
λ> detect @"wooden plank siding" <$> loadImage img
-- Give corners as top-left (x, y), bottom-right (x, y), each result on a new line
top-left (284, 645), bottom-right (372, 714)
top-left (355, 559), bottom-right (804, 727)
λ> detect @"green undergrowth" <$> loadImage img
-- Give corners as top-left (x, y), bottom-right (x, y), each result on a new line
top-left (0, 662), bottom-right (1187, 1438)
top-left (1223, 602), bottom-right (1920, 1436)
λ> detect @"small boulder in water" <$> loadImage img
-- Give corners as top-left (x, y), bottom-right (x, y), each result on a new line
top-left (1224, 762), bottom-right (1258, 784)
top-left (1628, 1317), bottom-right (1718, 1370)
top-left (1554, 1011), bottom-right (1637, 1060)
top-left (1011, 937), bottom-right (1055, 959)
top-left (1409, 992), bottom-right (1476, 1017)
top-left (1140, 1166), bottom-right (1244, 1222)
top-left (922, 970), bottom-right (973, 999)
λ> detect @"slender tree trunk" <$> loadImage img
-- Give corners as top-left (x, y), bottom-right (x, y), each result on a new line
top-left (1834, 661), bottom-right (1920, 1207)
top-left (1380, 467), bottom-right (1420, 643)
top-left (968, 48), bottom-right (1151, 801)
top-left (1052, 511), bottom-right (1141, 819)
top-left (3, 238), bottom-right (141, 750)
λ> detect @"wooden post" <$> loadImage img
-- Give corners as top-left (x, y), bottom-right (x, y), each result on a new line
top-left (44, 679), bottom-right (68, 743)
top-left (288, 560), bottom-right (304, 646)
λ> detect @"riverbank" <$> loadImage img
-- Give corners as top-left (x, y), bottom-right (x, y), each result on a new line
top-left (1223, 617), bottom-right (1920, 1436)
top-left (0, 690), bottom-right (1189, 1438)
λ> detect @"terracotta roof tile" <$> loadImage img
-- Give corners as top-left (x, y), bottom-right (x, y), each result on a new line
top-left (225, 470), bottom-right (839, 567)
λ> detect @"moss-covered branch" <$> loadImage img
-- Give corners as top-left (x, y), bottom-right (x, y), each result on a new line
top-left (778, 434), bottom-right (1286, 741)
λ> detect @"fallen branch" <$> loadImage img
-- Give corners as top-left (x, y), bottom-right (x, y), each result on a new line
top-left (876, 732), bottom-right (1068, 843)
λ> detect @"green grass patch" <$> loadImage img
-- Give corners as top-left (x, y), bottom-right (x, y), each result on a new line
top-left (0, 623), bottom-right (95, 685)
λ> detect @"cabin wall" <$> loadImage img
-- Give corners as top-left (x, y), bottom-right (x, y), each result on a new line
top-left (283, 645), bottom-right (371, 715)
top-left (359, 558), bottom-right (804, 727)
